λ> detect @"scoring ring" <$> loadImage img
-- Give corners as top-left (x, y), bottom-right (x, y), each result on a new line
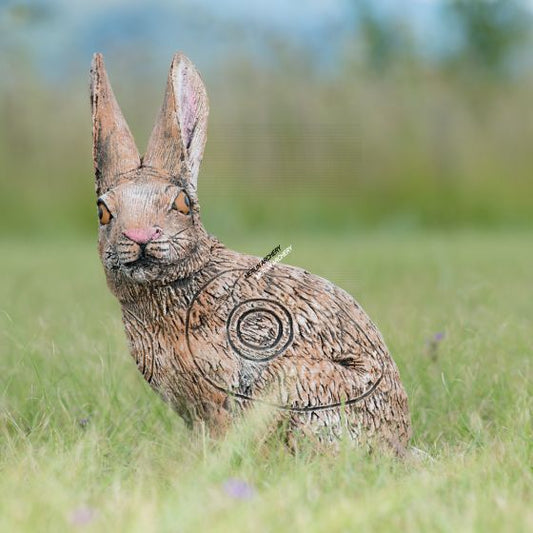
top-left (226, 298), bottom-right (293, 362)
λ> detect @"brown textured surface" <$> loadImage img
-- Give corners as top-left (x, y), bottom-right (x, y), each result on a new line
top-left (90, 54), bottom-right (141, 196)
top-left (90, 53), bottom-right (412, 454)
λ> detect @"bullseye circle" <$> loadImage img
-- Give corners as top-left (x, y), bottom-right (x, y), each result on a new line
top-left (226, 298), bottom-right (293, 362)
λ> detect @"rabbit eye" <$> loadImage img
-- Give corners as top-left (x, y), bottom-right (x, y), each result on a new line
top-left (173, 191), bottom-right (191, 215)
top-left (97, 200), bottom-right (112, 225)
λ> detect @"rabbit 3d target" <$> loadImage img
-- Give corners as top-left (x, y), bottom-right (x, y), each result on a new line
top-left (90, 53), bottom-right (411, 454)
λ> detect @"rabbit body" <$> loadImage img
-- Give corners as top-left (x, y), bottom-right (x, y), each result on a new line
top-left (90, 53), bottom-right (411, 454)
top-left (114, 239), bottom-right (411, 451)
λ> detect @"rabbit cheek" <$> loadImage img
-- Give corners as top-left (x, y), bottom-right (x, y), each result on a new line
top-left (97, 229), bottom-right (121, 272)
top-left (168, 231), bottom-right (197, 262)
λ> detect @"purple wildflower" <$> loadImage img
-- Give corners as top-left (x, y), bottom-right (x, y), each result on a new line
top-left (69, 506), bottom-right (97, 526)
top-left (222, 478), bottom-right (255, 500)
top-left (426, 331), bottom-right (446, 361)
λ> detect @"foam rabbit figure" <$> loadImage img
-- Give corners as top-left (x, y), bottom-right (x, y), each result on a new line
top-left (90, 53), bottom-right (411, 454)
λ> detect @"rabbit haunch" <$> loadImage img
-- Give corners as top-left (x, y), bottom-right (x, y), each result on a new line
top-left (90, 52), bottom-right (412, 454)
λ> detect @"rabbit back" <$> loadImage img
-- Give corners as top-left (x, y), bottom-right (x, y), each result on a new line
top-left (182, 250), bottom-right (411, 450)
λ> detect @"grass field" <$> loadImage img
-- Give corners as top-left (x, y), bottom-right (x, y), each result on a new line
top-left (0, 231), bottom-right (531, 532)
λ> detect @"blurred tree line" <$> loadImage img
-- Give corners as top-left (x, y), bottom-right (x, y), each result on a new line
top-left (352, 0), bottom-right (532, 75)
top-left (0, 0), bottom-right (532, 239)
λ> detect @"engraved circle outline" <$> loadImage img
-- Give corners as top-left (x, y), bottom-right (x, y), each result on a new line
top-left (185, 268), bottom-right (385, 412)
top-left (226, 298), bottom-right (293, 362)
top-left (236, 308), bottom-right (282, 349)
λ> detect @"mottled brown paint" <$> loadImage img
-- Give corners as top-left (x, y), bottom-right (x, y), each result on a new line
top-left (90, 54), bottom-right (141, 196)
top-left (89, 52), bottom-right (412, 454)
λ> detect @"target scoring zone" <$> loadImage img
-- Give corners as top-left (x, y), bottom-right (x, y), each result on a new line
top-left (226, 298), bottom-right (294, 362)
top-left (185, 268), bottom-right (385, 411)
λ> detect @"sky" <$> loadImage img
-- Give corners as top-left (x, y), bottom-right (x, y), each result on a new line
top-left (1, 0), bottom-right (530, 81)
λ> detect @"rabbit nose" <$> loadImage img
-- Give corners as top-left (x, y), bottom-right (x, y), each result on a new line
top-left (123, 227), bottom-right (162, 244)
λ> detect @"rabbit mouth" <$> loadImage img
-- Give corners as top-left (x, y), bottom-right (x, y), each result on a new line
top-left (120, 255), bottom-right (163, 282)
top-left (123, 256), bottom-right (156, 267)
top-left (119, 245), bottom-right (167, 267)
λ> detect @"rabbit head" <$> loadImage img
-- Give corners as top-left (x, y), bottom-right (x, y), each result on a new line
top-left (90, 53), bottom-right (212, 285)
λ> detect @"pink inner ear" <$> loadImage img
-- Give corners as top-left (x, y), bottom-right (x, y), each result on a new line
top-left (178, 63), bottom-right (200, 150)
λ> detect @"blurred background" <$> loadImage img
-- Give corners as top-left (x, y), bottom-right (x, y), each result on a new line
top-left (2, 4), bottom-right (533, 527)
top-left (1, 0), bottom-right (532, 239)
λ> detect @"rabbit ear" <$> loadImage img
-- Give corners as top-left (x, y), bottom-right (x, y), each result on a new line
top-left (90, 53), bottom-right (140, 195)
top-left (143, 53), bottom-right (209, 191)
